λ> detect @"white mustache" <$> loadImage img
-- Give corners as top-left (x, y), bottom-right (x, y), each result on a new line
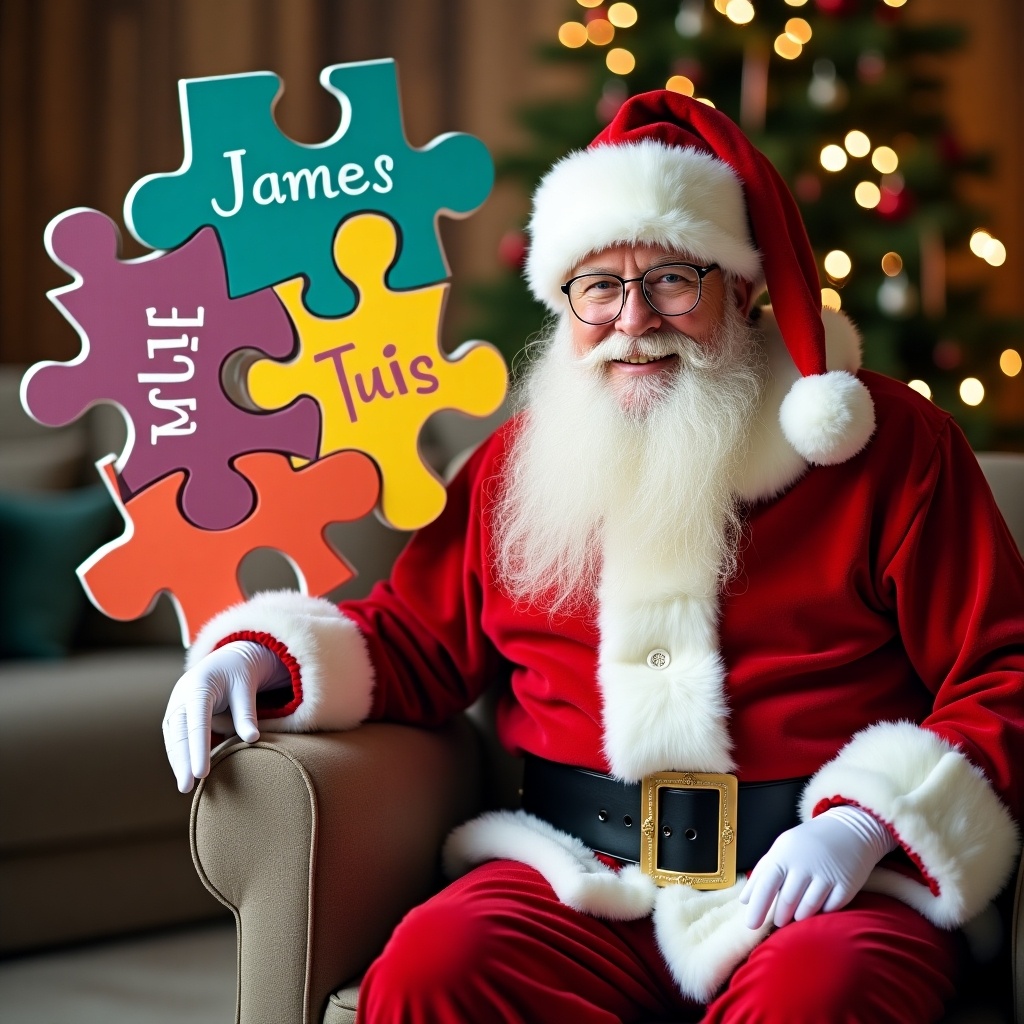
top-left (576, 331), bottom-right (697, 370)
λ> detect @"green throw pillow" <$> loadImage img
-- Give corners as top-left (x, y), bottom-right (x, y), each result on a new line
top-left (0, 485), bottom-right (120, 659)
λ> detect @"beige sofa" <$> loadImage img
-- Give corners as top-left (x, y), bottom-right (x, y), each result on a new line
top-left (191, 452), bottom-right (1024, 1024)
top-left (0, 364), bottom-right (495, 954)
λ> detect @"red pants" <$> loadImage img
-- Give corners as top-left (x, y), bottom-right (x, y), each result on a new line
top-left (358, 860), bottom-right (961, 1023)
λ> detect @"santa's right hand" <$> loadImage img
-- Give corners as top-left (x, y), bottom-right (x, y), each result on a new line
top-left (162, 640), bottom-right (289, 793)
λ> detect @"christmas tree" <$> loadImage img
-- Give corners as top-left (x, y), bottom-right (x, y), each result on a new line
top-left (468, 0), bottom-right (1022, 448)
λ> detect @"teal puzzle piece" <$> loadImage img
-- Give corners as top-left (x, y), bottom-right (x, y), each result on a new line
top-left (125, 59), bottom-right (493, 317)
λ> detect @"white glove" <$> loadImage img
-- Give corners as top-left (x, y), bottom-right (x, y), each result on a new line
top-left (163, 640), bottom-right (291, 794)
top-left (739, 804), bottom-right (897, 930)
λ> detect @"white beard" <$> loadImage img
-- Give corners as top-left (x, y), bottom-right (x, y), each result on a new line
top-left (493, 305), bottom-right (766, 613)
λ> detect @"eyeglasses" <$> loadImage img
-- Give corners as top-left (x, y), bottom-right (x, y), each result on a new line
top-left (560, 262), bottom-right (720, 326)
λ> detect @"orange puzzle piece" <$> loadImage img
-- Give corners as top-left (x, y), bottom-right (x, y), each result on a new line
top-left (79, 449), bottom-right (380, 645)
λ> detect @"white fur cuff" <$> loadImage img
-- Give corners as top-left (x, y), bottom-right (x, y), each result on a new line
top-left (187, 589), bottom-right (375, 733)
top-left (443, 810), bottom-right (657, 920)
top-left (801, 721), bottom-right (1020, 927)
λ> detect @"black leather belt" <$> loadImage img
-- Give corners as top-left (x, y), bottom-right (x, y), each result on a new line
top-left (521, 755), bottom-right (806, 888)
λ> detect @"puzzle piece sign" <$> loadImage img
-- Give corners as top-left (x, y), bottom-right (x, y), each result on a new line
top-left (250, 213), bottom-right (507, 531)
top-left (80, 452), bottom-right (379, 645)
top-left (126, 59), bottom-right (494, 317)
top-left (21, 208), bottom-right (320, 530)
top-left (21, 59), bottom-right (506, 648)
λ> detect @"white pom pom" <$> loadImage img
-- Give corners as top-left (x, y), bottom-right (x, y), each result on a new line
top-left (778, 370), bottom-right (875, 466)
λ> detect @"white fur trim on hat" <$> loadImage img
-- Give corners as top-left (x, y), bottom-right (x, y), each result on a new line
top-left (526, 140), bottom-right (762, 312)
top-left (801, 720), bottom-right (1021, 929)
top-left (775, 307), bottom-right (875, 467)
top-left (779, 370), bottom-right (875, 466)
top-left (186, 589), bottom-right (375, 733)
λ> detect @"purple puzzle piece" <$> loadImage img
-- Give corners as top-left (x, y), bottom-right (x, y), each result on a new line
top-left (21, 209), bottom-right (320, 530)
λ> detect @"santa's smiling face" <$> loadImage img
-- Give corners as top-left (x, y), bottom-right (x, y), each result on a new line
top-left (563, 243), bottom-right (755, 417)
top-left (493, 243), bottom-right (767, 612)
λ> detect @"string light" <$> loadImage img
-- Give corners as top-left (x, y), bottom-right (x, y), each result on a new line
top-left (577, 0), bottom-right (603, 7)
top-left (608, 3), bottom-right (638, 28)
top-left (558, 22), bottom-right (588, 47)
top-left (970, 229), bottom-right (1007, 267)
top-left (714, 0), bottom-right (730, 12)
top-left (696, 97), bottom-right (717, 107)
top-left (881, 252), bottom-right (903, 276)
top-left (883, 0), bottom-right (908, 6)
top-left (908, 380), bottom-right (933, 400)
top-left (855, 182), bottom-right (881, 208)
top-left (871, 146), bottom-right (899, 174)
top-left (820, 144), bottom-right (848, 171)
top-left (821, 287), bottom-right (842, 310)
top-left (960, 377), bottom-right (985, 406)
top-left (824, 250), bottom-right (852, 280)
top-left (666, 75), bottom-right (696, 95)
top-left (587, 19), bottom-right (615, 44)
top-left (1000, 349), bottom-right (1022, 377)
top-left (784, 0), bottom-right (809, 5)
top-left (844, 130), bottom-right (871, 157)
top-left (606, 48), bottom-right (636, 74)
top-left (726, 0), bottom-right (756, 25)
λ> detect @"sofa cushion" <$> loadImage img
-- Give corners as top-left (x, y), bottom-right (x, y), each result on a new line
top-left (0, 648), bottom-right (188, 852)
top-left (0, 484), bottom-right (120, 658)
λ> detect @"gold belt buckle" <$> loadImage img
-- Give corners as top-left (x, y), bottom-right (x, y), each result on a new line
top-left (639, 771), bottom-right (738, 890)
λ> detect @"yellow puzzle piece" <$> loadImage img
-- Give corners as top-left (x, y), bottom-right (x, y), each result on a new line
top-left (248, 213), bottom-right (508, 531)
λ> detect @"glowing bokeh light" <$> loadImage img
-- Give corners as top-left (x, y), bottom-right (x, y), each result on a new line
top-left (844, 130), bottom-right (871, 157)
top-left (1000, 349), bottom-right (1022, 377)
top-left (821, 287), bottom-right (842, 310)
top-left (558, 22), bottom-right (588, 47)
top-left (606, 48), bottom-right (636, 74)
top-left (824, 250), bottom-right (852, 279)
top-left (666, 75), bottom-right (696, 95)
top-left (871, 146), bottom-right (899, 174)
top-left (774, 34), bottom-right (802, 59)
top-left (881, 252), bottom-right (903, 277)
top-left (608, 3), bottom-right (639, 27)
top-left (785, 17), bottom-right (812, 42)
top-left (855, 181), bottom-right (881, 208)
top-left (959, 378), bottom-right (984, 406)
top-left (726, 0), bottom-right (756, 25)
top-left (820, 144), bottom-right (848, 171)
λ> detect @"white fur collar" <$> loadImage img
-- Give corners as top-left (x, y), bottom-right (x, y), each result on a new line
top-left (596, 306), bottom-right (866, 779)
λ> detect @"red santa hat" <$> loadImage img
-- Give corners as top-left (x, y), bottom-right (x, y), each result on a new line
top-left (524, 90), bottom-right (875, 466)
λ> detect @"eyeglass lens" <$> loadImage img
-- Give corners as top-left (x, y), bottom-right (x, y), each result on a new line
top-left (567, 265), bottom-right (704, 324)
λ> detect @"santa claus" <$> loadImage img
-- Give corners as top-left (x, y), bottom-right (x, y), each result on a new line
top-left (164, 92), bottom-right (1023, 1022)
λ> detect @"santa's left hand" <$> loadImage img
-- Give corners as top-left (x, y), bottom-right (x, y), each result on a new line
top-left (739, 804), bottom-right (897, 930)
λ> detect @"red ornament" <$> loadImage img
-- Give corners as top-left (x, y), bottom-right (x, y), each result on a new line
top-left (875, 184), bottom-right (915, 221)
top-left (584, 7), bottom-right (607, 24)
top-left (874, 1), bottom-right (903, 23)
top-left (597, 81), bottom-right (628, 124)
top-left (671, 57), bottom-right (704, 87)
top-left (933, 339), bottom-right (963, 370)
top-left (856, 49), bottom-right (886, 85)
top-left (815, 0), bottom-right (860, 16)
top-left (794, 172), bottom-right (822, 203)
top-left (938, 131), bottom-right (965, 167)
top-left (498, 230), bottom-right (528, 271)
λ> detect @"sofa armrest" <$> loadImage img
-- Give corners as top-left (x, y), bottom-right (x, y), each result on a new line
top-left (190, 720), bottom-right (483, 1024)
